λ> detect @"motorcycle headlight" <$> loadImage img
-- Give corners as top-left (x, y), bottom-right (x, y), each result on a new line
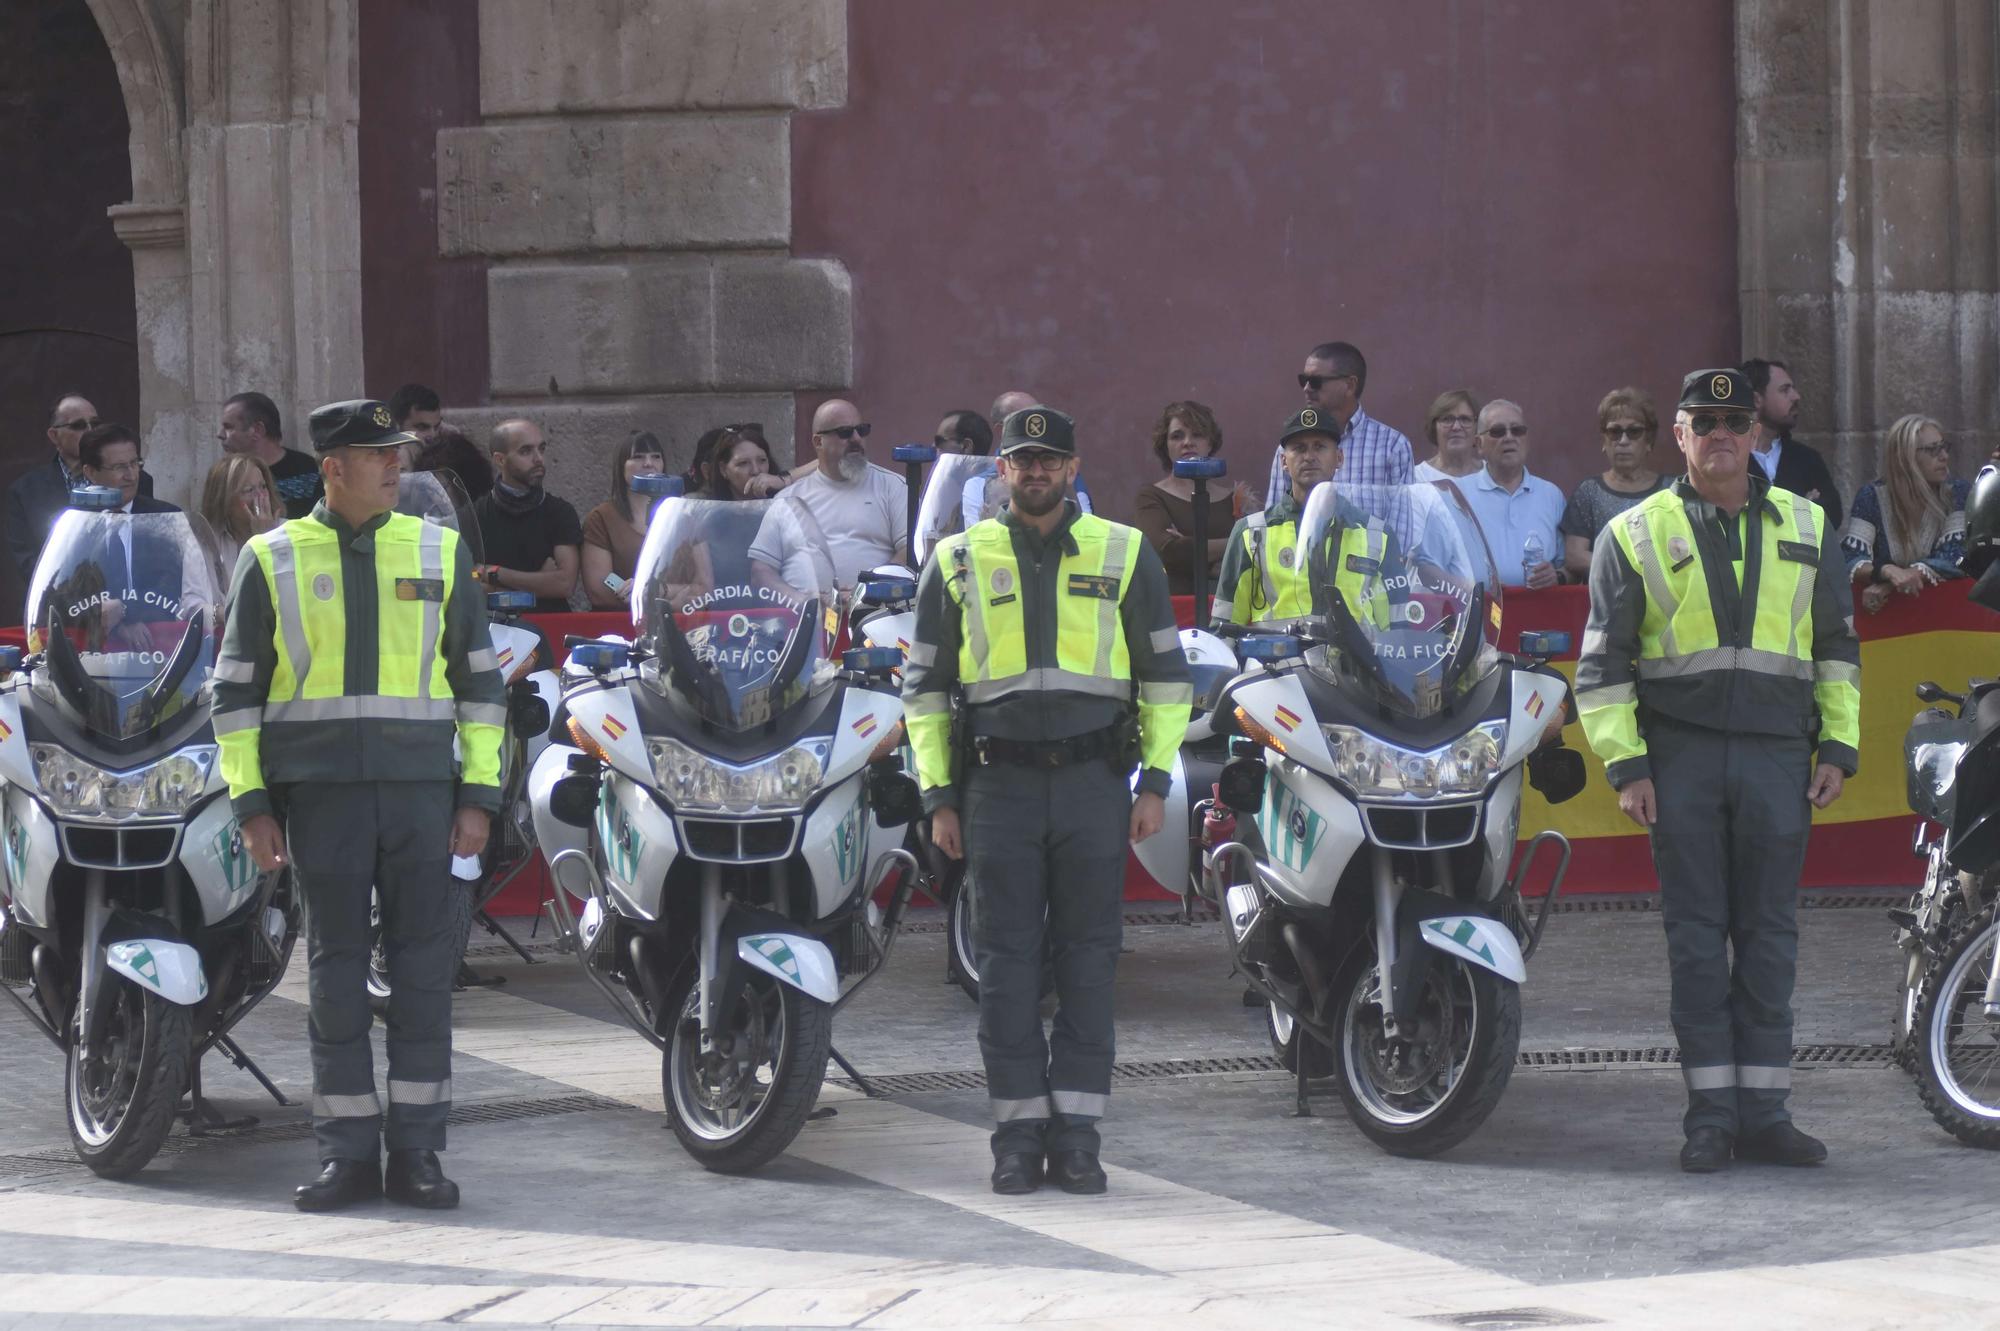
top-left (30, 745), bottom-right (217, 820)
top-left (646, 737), bottom-right (829, 813)
top-left (1319, 722), bottom-right (1506, 799)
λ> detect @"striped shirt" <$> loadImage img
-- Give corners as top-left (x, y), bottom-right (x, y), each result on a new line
top-left (1264, 405), bottom-right (1415, 508)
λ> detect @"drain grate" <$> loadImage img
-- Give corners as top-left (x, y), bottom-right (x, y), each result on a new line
top-left (0, 1092), bottom-right (626, 1180)
top-left (832, 1044), bottom-right (1900, 1095)
top-left (1414, 1310), bottom-right (1602, 1329)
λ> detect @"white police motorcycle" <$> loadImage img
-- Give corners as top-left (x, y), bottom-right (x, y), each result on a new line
top-left (530, 479), bottom-right (921, 1172)
top-left (1195, 481), bottom-right (1586, 1155)
top-left (0, 491), bottom-right (297, 1175)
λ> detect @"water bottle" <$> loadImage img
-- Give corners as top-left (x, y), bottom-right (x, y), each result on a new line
top-left (1521, 532), bottom-right (1546, 586)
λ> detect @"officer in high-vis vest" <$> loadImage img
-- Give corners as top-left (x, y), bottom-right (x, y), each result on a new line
top-left (1211, 408), bottom-right (1397, 630)
top-left (1577, 368), bottom-right (1859, 1174)
top-left (215, 399), bottom-right (505, 1212)
top-left (904, 406), bottom-right (1189, 1196)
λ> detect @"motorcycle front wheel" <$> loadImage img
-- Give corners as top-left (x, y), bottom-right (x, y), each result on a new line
top-left (663, 965), bottom-right (831, 1173)
top-left (1913, 903), bottom-right (2000, 1147)
top-left (66, 976), bottom-right (192, 1177)
top-left (1329, 944), bottom-right (1520, 1157)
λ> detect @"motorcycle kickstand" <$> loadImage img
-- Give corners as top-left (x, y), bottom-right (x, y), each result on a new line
top-left (825, 1044), bottom-right (881, 1104)
top-left (1291, 1045), bottom-right (1313, 1118)
top-left (213, 1033), bottom-right (294, 1108)
top-left (178, 1056), bottom-right (259, 1135)
top-left (477, 910), bottom-right (539, 965)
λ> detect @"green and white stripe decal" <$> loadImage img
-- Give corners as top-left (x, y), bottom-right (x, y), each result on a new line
top-left (1258, 773), bottom-right (1324, 873)
top-left (744, 935), bottom-right (800, 983)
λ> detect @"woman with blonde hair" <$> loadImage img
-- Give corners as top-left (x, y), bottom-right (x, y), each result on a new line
top-left (199, 452), bottom-right (281, 572)
top-left (1843, 413), bottom-right (1970, 614)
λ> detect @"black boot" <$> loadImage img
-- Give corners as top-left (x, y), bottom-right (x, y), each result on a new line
top-left (1678, 1126), bottom-right (1734, 1174)
top-left (1735, 1121), bottom-right (1827, 1166)
top-left (1047, 1148), bottom-right (1108, 1195)
top-left (293, 1158), bottom-right (382, 1212)
top-left (384, 1149), bottom-right (460, 1209)
top-left (990, 1152), bottom-right (1043, 1195)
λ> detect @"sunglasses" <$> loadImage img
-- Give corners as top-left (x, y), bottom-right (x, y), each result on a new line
top-left (1483, 424), bottom-right (1529, 439)
top-left (1004, 450), bottom-right (1069, 472)
top-left (1686, 412), bottom-right (1755, 438)
top-left (1602, 425), bottom-right (1649, 442)
top-left (57, 417), bottom-right (102, 432)
top-left (1298, 373), bottom-right (1353, 391)
top-left (819, 424), bottom-right (872, 441)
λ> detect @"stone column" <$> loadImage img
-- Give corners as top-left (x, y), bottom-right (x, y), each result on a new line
top-left (1738, 0), bottom-right (2000, 495)
top-left (108, 202), bottom-right (198, 501)
top-left (185, 0), bottom-right (364, 472)
top-left (439, 0), bottom-right (852, 497)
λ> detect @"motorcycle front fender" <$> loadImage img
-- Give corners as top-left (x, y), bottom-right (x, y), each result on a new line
top-left (734, 931), bottom-right (839, 1004)
top-left (104, 937), bottom-right (209, 1006)
top-left (1415, 914), bottom-right (1526, 985)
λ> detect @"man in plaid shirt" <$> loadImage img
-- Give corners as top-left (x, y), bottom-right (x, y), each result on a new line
top-left (1264, 341), bottom-right (1415, 506)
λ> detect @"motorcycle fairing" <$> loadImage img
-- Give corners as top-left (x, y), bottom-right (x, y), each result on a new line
top-left (1501, 672), bottom-right (1570, 770)
top-left (3, 785), bottom-right (60, 927)
top-left (182, 795), bottom-right (265, 927)
top-left (564, 683), bottom-right (649, 785)
top-left (0, 687), bottom-right (28, 790)
top-left (799, 772), bottom-right (872, 918)
top-left (1232, 671), bottom-right (1336, 774)
top-left (1253, 758), bottom-right (1367, 910)
top-left (597, 769), bottom-right (679, 921)
top-left (824, 686), bottom-right (902, 791)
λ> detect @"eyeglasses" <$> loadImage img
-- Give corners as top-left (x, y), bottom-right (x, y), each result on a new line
top-left (1685, 412), bottom-right (1755, 438)
top-left (57, 417), bottom-right (101, 432)
top-left (97, 458), bottom-right (143, 476)
top-left (1483, 424), bottom-right (1529, 439)
top-left (1915, 442), bottom-right (1951, 458)
top-left (1438, 415), bottom-right (1476, 431)
top-left (1298, 373), bottom-right (1353, 391)
top-left (819, 424), bottom-right (872, 441)
top-left (1602, 425), bottom-right (1649, 442)
top-left (1003, 450), bottom-right (1069, 472)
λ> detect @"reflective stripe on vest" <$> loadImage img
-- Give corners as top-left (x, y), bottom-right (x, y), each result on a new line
top-left (946, 515), bottom-right (1138, 697)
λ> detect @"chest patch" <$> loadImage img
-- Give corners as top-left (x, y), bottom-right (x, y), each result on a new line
top-left (1344, 554), bottom-right (1380, 576)
top-left (1067, 574), bottom-right (1119, 600)
top-left (989, 566), bottom-right (1013, 596)
top-left (1666, 534), bottom-right (1694, 573)
top-left (312, 572), bottom-right (336, 602)
top-left (395, 577), bottom-right (446, 602)
top-left (1276, 546), bottom-right (1295, 568)
top-left (1776, 540), bottom-right (1817, 565)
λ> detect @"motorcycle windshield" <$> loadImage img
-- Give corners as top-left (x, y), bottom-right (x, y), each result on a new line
top-left (1296, 480), bottom-right (1503, 720)
top-left (912, 453), bottom-right (1003, 566)
top-left (24, 508), bottom-right (228, 740)
top-left (397, 470), bottom-right (482, 565)
top-left (632, 494), bottom-right (837, 730)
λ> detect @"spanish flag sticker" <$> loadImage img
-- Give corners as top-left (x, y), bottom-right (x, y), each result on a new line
top-left (496, 647), bottom-right (515, 672)
top-left (1525, 692), bottom-right (1545, 720)
top-left (0, 718), bottom-right (11, 742)
top-left (601, 715), bottom-right (628, 742)
top-left (825, 607), bottom-right (841, 635)
top-left (852, 714), bottom-right (878, 738)
top-left (1489, 603), bottom-right (1503, 632)
top-left (1273, 706), bottom-right (1301, 733)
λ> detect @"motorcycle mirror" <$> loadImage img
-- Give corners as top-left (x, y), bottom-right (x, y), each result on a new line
top-left (1525, 744), bottom-right (1587, 805)
top-left (630, 474), bottom-right (683, 498)
top-left (67, 485), bottom-right (124, 511)
top-left (1172, 456), bottom-right (1227, 481)
top-left (867, 762), bottom-right (923, 826)
top-left (1517, 629), bottom-right (1572, 659)
top-left (842, 646), bottom-right (903, 675)
top-left (568, 641), bottom-right (629, 672)
top-left (1239, 634), bottom-right (1300, 664)
top-left (891, 444), bottom-right (938, 464)
top-left (550, 773), bottom-right (599, 828)
top-left (486, 589), bottom-right (537, 612)
top-left (858, 577), bottom-right (916, 607)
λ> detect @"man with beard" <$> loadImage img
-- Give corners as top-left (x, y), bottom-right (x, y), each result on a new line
top-left (903, 406), bottom-right (1189, 1197)
top-left (470, 418), bottom-right (581, 611)
top-left (750, 397), bottom-right (906, 588)
top-left (1741, 358), bottom-right (1842, 530)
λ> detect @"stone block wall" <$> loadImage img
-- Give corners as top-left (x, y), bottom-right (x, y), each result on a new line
top-left (1739, 0), bottom-right (2000, 498)
top-left (438, 0), bottom-right (851, 515)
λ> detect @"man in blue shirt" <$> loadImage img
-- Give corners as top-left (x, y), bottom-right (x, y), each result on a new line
top-left (1458, 399), bottom-right (1567, 589)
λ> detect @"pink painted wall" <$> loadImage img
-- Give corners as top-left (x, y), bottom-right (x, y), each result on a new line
top-left (792, 0), bottom-right (1739, 523)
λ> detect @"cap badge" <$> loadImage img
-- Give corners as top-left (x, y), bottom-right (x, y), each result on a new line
top-left (371, 405), bottom-right (392, 428)
top-left (1667, 536), bottom-right (1691, 564)
top-left (990, 566), bottom-right (1013, 595)
top-left (1024, 412), bottom-right (1047, 439)
top-left (1277, 545), bottom-right (1295, 568)
top-left (312, 573), bottom-right (336, 602)
top-left (1710, 374), bottom-right (1732, 402)
top-left (1299, 408), bottom-right (1319, 429)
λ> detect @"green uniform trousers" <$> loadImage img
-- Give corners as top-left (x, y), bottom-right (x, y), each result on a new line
top-left (283, 780), bottom-right (458, 1161)
top-left (1645, 717), bottom-right (1810, 1136)
top-left (964, 760), bottom-right (1131, 1158)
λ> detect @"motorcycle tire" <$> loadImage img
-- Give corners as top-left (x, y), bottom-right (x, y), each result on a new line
top-left (1266, 993), bottom-right (1335, 1079)
top-left (947, 870), bottom-right (1056, 1004)
top-left (65, 977), bottom-right (192, 1178)
top-left (1327, 943), bottom-right (1520, 1158)
top-left (662, 964), bottom-right (832, 1174)
top-left (1912, 902), bottom-right (2000, 1148)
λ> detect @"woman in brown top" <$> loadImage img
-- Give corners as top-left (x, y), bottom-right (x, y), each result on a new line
top-left (582, 431), bottom-right (668, 608)
top-left (1133, 400), bottom-right (1248, 597)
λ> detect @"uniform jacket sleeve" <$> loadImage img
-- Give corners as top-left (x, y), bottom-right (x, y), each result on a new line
top-left (1122, 537), bottom-right (1191, 795)
top-left (1575, 528), bottom-right (1650, 789)
top-left (901, 544), bottom-right (962, 813)
top-left (1209, 514), bottom-right (1253, 628)
top-left (213, 542), bottom-right (279, 819)
top-left (1810, 512), bottom-right (1862, 775)
top-left (443, 535), bottom-right (508, 811)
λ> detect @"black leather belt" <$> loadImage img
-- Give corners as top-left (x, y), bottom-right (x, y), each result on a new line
top-left (971, 726), bottom-right (1123, 769)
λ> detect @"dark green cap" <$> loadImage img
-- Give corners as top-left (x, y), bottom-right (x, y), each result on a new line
top-left (1678, 369), bottom-right (1754, 411)
top-left (1280, 406), bottom-right (1341, 445)
top-left (308, 399), bottom-right (417, 453)
top-left (997, 406), bottom-right (1076, 456)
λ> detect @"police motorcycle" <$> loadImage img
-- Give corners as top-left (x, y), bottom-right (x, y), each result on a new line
top-left (530, 479), bottom-right (921, 1172)
top-left (364, 472), bottom-right (558, 1003)
top-left (1898, 472), bottom-right (2000, 1143)
top-left (0, 489), bottom-right (299, 1176)
top-left (1194, 480), bottom-right (1586, 1156)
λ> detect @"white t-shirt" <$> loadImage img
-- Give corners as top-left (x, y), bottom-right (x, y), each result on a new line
top-left (751, 463), bottom-right (907, 588)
